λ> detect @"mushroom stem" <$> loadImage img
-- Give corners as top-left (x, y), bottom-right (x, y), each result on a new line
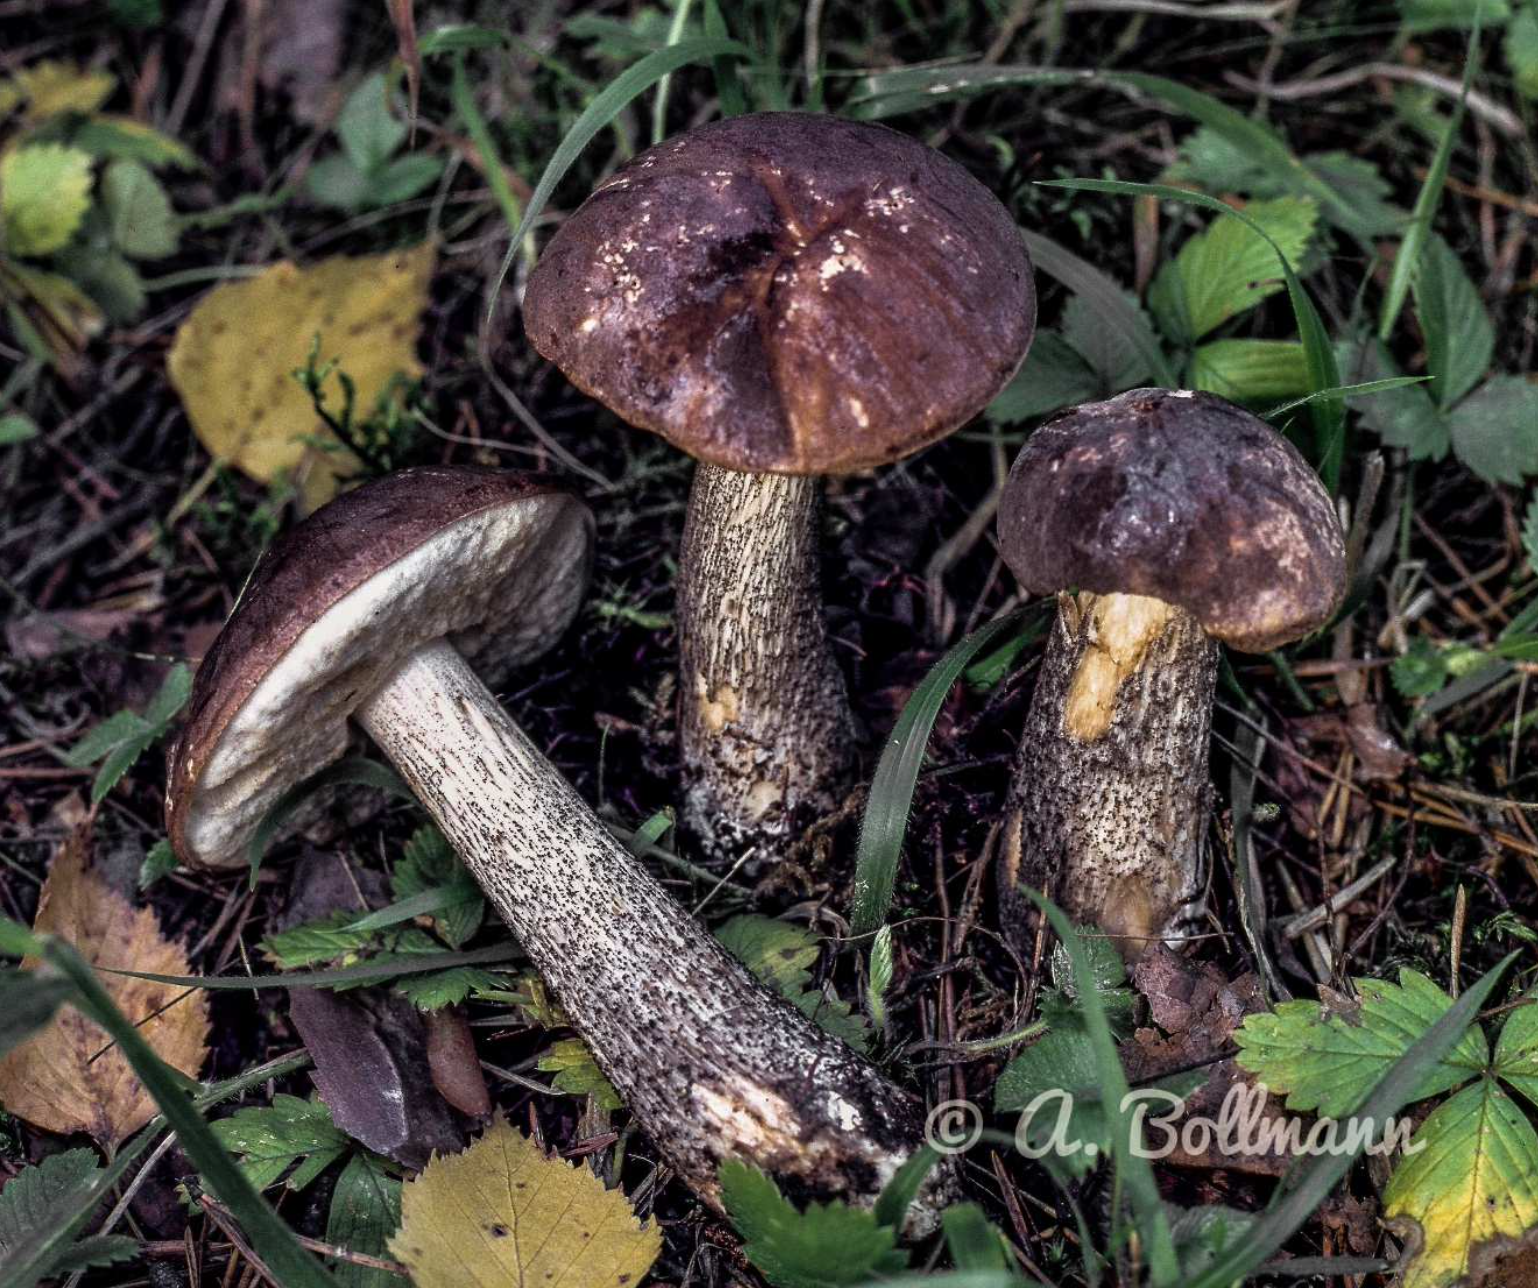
top-left (998, 591), bottom-right (1215, 958)
top-left (676, 463), bottom-right (858, 868)
top-left (356, 638), bottom-right (943, 1228)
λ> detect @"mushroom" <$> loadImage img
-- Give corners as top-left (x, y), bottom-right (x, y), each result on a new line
top-left (166, 465), bottom-right (951, 1228)
top-left (993, 389), bottom-right (1346, 957)
top-left (524, 112), bottom-right (1035, 866)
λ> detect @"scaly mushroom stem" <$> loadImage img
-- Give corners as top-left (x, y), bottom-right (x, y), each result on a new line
top-left (676, 464), bottom-right (859, 868)
top-left (357, 638), bottom-right (943, 1228)
top-left (998, 591), bottom-right (1215, 958)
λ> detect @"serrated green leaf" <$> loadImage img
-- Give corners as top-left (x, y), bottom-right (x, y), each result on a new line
top-left (1190, 339), bottom-right (1309, 402)
top-left (0, 143), bottom-right (94, 257)
top-left (987, 331), bottom-right (1099, 425)
top-left (537, 1037), bottom-right (623, 1109)
top-left (1304, 153), bottom-right (1406, 237)
top-left (718, 1161), bottom-right (908, 1287)
top-left (0, 1149), bottom-right (127, 1281)
top-left (142, 662), bottom-right (193, 727)
top-left (138, 838), bottom-right (179, 890)
top-left (393, 965), bottom-right (504, 1011)
top-left (91, 730), bottom-right (156, 803)
top-left (326, 1151), bottom-right (401, 1288)
top-left (101, 158), bottom-right (177, 259)
top-left (209, 1094), bottom-right (349, 1193)
top-left (1509, 4), bottom-right (1538, 97)
top-left (1393, 638), bottom-right (1452, 699)
top-left (61, 708), bottom-right (150, 767)
top-left (1447, 376), bottom-right (1538, 486)
top-left (393, 825), bottom-right (483, 949)
top-left (993, 1020), bottom-right (1109, 1180)
top-left (1168, 1206), bottom-right (1256, 1281)
top-left (1060, 290), bottom-right (1153, 391)
top-left (1149, 196), bottom-right (1318, 343)
top-left (716, 915), bottom-right (819, 995)
top-left (1044, 928), bottom-right (1135, 1037)
top-left (46, 1232), bottom-right (139, 1273)
top-left (337, 73), bottom-right (406, 173)
top-left (1233, 969), bottom-right (1489, 1118)
top-left (942, 1204), bottom-right (1010, 1272)
top-left (1415, 236), bottom-right (1493, 409)
top-left (1347, 337), bottom-right (1451, 460)
top-left (1383, 1078), bottom-right (1538, 1288)
top-left (1493, 996), bottom-right (1538, 1108)
top-left (261, 912), bottom-right (384, 970)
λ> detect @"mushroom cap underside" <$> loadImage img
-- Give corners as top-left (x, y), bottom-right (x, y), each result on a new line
top-left (524, 111), bottom-right (1036, 476)
top-left (166, 467), bottom-right (595, 868)
top-left (997, 388), bottom-right (1347, 653)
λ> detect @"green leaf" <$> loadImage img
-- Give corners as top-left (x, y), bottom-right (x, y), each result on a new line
top-left (867, 925), bottom-right (894, 1029)
top-left (0, 970), bottom-right (72, 1061)
top-left (1149, 197), bottom-right (1318, 344)
top-left (717, 1161), bottom-right (908, 1288)
top-left (716, 915), bottom-right (870, 1052)
top-left (1392, 638), bottom-right (1452, 699)
top-left (107, 942), bottom-right (520, 991)
top-left (1383, 1078), bottom-right (1538, 1288)
top-left (994, 1021), bottom-right (1112, 1179)
top-left (1169, 1206), bottom-right (1255, 1281)
top-left (1347, 337), bottom-right (1451, 460)
top-left (1524, 496), bottom-right (1538, 577)
top-left (392, 825), bottom-right (483, 948)
top-left (1447, 376), bottom-right (1538, 486)
top-left (248, 756), bottom-right (413, 885)
top-left (305, 156), bottom-right (372, 212)
top-left (850, 608), bottom-right (1027, 936)
top-left (0, 144), bottom-right (94, 257)
top-left (1190, 339), bottom-right (1309, 403)
top-left (1493, 995), bottom-right (1538, 1108)
top-left (71, 116), bottom-right (197, 169)
top-left (1233, 969), bottom-right (1489, 1118)
top-left (1060, 290), bottom-right (1153, 391)
top-left (101, 158), bottom-right (177, 259)
top-left (1508, 4), bottom-right (1538, 97)
top-left (209, 1094), bottom-right (349, 1193)
top-left (392, 965), bottom-right (503, 1011)
top-left (261, 912), bottom-right (384, 970)
top-left (139, 838), bottom-right (179, 890)
top-left (1399, 0), bottom-right (1510, 30)
top-left (0, 412), bottom-right (38, 445)
top-left (942, 1205), bottom-right (1010, 1272)
top-left (1044, 928), bottom-right (1135, 1037)
top-left (62, 664), bottom-right (191, 805)
top-left (325, 1152), bottom-right (401, 1288)
top-left (0, 1150), bottom-right (136, 1283)
top-left (370, 154), bottom-right (444, 206)
top-left (337, 73), bottom-right (405, 173)
top-left (1415, 236), bottom-right (1493, 408)
top-left (536, 1037), bottom-right (623, 1109)
top-left (987, 332), bottom-right (1099, 425)
top-left (871, 1146), bottom-right (943, 1233)
top-left (55, 241), bottom-right (146, 323)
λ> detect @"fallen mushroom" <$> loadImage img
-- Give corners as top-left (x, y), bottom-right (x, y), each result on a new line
top-left (994, 389), bottom-right (1346, 957)
top-left (166, 466), bottom-right (950, 1228)
top-left (524, 112), bottom-right (1035, 866)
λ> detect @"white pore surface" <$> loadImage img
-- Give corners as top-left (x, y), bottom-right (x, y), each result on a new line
top-left (184, 497), bottom-right (590, 867)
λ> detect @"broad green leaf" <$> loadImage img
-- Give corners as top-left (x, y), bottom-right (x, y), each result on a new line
top-left (1524, 496), bottom-right (1538, 577)
top-left (337, 73), bottom-right (406, 172)
top-left (393, 965), bottom-right (504, 1010)
top-left (994, 1020), bottom-right (1111, 1179)
top-left (1509, 4), bottom-right (1538, 98)
top-left (72, 116), bottom-right (197, 169)
top-left (326, 1152), bottom-right (401, 1288)
top-left (1493, 996), bottom-right (1538, 1108)
top-left (305, 156), bottom-right (372, 212)
top-left (1060, 290), bottom-right (1153, 391)
top-left (537, 1037), bottom-right (623, 1109)
top-left (139, 838), bottom-right (178, 889)
top-left (987, 331), bottom-right (1098, 424)
top-left (717, 1161), bottom-right (908, 1287)
top-left (143, 661), bottom-right (193, 726)
top-left (60, 708), bottom-right (149, 767)
top-left (1303, 153), bottom-right (1406, 238)
top-left (1233, 969), bottom-right (1488, 1118)
top-left (1190, 339), bottom-right (1309, 402)
top-left (1044, 928), bottom-right (1135, 1037)
top-left (1, 144), bottom-right (94, 257)
top-left (101, 159), bottom-right (177, 259)
top-left (1346, 337), bottom-right (1451, 461)
top-left (942, 1205), bottom-right (1010, 1272)
top-left (1414, 236), bottom-right (1493, 408)
top-left (1384, 1079), bottom-right (1538, 1288)
top-left (0, 1150), bottom-right (137, 1283)
top-left (0, 412), bottom-right (39, 445)
top-left (1149, 196), bottom-right (1318, 343)
top-left (371, 154), bottom-right (443, 205)
top-left (716, 915), bottom-right (870, 1052)
top-left (55, 241), bottom-right (147, 323)
top-left (209, 1094), bottom-right (349, 1193)
top-left (1447, 376), bottom-right (1538, 486)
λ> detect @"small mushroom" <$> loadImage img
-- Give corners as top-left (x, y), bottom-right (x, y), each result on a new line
top-left (994, 389), bottom-right (1346, 956)
top-left (167, 466), bottom-right (950, 1228)
top-left (524, 112), bottom-right (1035, 866)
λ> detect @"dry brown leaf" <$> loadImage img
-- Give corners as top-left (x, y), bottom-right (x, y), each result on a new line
top-left (0, 822), bottom-right (209, 1146)
top-left (166, 242), bottom-right (434, 510)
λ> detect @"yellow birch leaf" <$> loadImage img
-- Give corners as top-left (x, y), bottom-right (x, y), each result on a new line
top-left (389, 1118), bottom-right (661, 1288)
top-left (166, 242), bottom-right (434, 510)
top-left (0, 823), bottom-right (209, 1146)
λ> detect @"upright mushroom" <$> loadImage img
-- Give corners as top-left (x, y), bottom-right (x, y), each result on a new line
top-left (524, 112), bottom-right (1035, 866)
top-left (167, 466), bottom-right (949, 1228)
top-left (994, 389), bottom-right (1346, 956)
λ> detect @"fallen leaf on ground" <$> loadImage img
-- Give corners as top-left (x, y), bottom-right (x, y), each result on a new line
top-left (388, 1118), bottom-right (660, 1288)
top-left (166, 242), bottom-right (433, 510)
top-left (0, 822), bottom-right (209, 1145)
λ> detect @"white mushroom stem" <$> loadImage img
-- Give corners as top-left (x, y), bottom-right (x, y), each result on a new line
top-left (356, 638), bottom-right (944, 1228)
top-left (676, 463), bottom-right (859, 868)
top-left (998, 591), bottom-right (1215, 958)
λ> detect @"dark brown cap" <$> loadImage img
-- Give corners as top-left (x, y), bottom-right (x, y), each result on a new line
top-left (524, 112), bottom-right (1035, 475)
top-left (997, 389), bottom-right (1345, 652)
top-left (166, 467), bottom-right (594, 869)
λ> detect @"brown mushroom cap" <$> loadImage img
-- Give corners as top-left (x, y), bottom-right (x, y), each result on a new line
top-left (166, 467), bottom-right (594, 869)
top-left (524, 112), bottom-right (1035, 475)
top-left (997, 389), bottom-right (1346, 653)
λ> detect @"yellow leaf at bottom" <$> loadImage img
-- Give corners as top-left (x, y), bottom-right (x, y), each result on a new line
top-left (166, 242), bottom-right (434, 510)
top-left (0, 823), bottom-right (209, 1146)
top-left (389, 1118), bottom-right (660, 1288)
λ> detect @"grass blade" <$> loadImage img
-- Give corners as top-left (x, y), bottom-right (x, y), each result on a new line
top-left (101, 941), bottom-right (520, 990)
top-left (850, 608), bottom-right (1027, 937)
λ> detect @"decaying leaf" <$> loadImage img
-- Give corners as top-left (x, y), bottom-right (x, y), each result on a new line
top-left (388, 1118), bottom-right (660, 1288)
top-left (0, 823), bottom-right (209, 1146)
top-left (166, 242), bottom-right (434, 509)
top-left (1, 60), bottom-right (117, 124)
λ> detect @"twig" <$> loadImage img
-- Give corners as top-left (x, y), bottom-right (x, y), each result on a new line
top-left (1279, 853), bottom-right (1397, 940)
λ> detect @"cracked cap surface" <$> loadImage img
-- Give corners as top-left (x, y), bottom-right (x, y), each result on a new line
top-left (524, 112), bottom-right (1035, 475)
top-left (997, 388), bottom-right (1346, 652)
top-left (166, 467), bottom-right (594, 869)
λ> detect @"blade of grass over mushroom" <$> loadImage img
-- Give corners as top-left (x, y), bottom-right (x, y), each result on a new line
top-left (484, 36), bottom-right (752, 324)
top-left (1040, 179), bottom-right (1345, 492)
top-left (246, 756), bottom-right (412, 886)
top-left (1184, 952), bottom-right (1519, 1288)
top-left (102, 941), bottom-right (519, 990)
top-left (39, 938), bottom-right (341, 1288)
top-left (702, 0), bottom-right (747, 116)
top-left (651, 0), bottom-right (697, 144)
top-left (1025, 894), bottom-right (1179, 1287)
top-left (850, 607), bottom-right (1029, 938)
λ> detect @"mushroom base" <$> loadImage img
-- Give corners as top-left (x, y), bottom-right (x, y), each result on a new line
top-left (998, 592), bottom-right (1215, 958)
top-left (676, 464), bottom-right (859, 869)
top-left (357, 639), bottom-right (949, 1231)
